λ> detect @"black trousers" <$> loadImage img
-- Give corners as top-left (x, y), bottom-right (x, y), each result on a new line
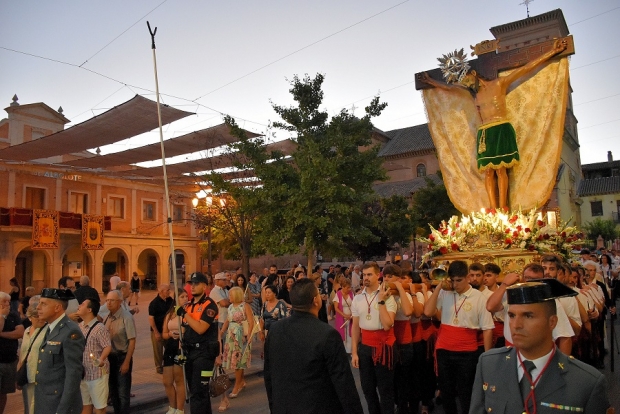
top-left (436, 349), bottom-right (479, 414)
top-left (418, 340), bottom-right (436, 406)
top-left (108, 352), bottom-right (132, 414)
top-left (394, 342), bottom-right (421, 414)
top-left (358, 343), bottom-right (395, 414)
top-left (185, 343), bottom-right (219, 414)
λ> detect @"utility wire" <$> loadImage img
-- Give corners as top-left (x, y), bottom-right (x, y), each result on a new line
top-left (191, 0), bottom-right (410, 102)
top-left (569, 6), bottom-right (620, 26)
top-left (79, 0), bottom-right (169, 67)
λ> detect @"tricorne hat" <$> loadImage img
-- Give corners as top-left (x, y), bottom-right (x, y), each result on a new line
top-left (41, 288), bottom-right (75, 301)
top-left (507, 278), bottom-right (577, 305)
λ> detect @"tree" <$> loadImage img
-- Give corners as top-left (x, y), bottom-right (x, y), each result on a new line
top-left (581, 218), bottom-right (619, 245)
top-left (410, 175), bottom-right (460, 234)
top-left (227, 73), bottom-right (387, 271)
top-left (344, 195), bottom-right (414, 262)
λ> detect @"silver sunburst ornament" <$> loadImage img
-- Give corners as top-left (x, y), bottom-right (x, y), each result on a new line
top-left (437, 48), bottom-right (470, 84)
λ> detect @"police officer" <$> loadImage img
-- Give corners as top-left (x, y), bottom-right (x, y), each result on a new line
top-left (470, 278), bottom-right (611, 413)
top-left (176, 272), bottom-right (219, 414)
top-left (35, 288), bottom-right (85, 414)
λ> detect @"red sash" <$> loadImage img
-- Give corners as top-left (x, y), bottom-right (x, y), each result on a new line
top-left (420, 319), bottom-right (437, 341)
top-left (361, 328), bottom-right (396, 367)
top-left (435, 324), bottom-right (478, 352)
top-left (411, 321), bottom-right (422, 343)
top-left (492, 320), bottom-right (504, 342)
top-left (394, 320), bottom-right (413, 344)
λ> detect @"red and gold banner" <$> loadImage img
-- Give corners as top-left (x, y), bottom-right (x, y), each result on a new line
top-left (82, 214), bottom-right (104, 250)
top-left (32, 209), bottom-right (59, 249)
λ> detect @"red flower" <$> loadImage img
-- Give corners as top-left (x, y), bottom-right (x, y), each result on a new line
top-left (502, 206), bottom-right (510, 213)
top-left (561, 231), bottom-right (567, 238)
top-left (441, 228), bottom-right (448, 236)
top-left (513, 231), bottom-right (519, 238)
top-left (451, 243), bottom-right (459, 251)
top-left (429, 234), bottom-right (435, 242)
top-left (516, 225), bottom-right (523, 231)
top-left (509, 215), bottom-right (518, 224)
top-left (524, 228), bottom-right (531, 233)
top-left (455, 222), bottom-right (460, 228)
top-left (489, 208), bottom-right (497, 215)
top-left (505, 238), bottom-right (513, 245)
top-left (505, 228), bottom-right (511, 234)
top-left (439, 247), bottom-right (448, 255)
top-left (537, 220), bottom-right (545, 227)
top-left (543, 234), bottom-right (550, 240)
top-left (528, 245), bottom-right (536, 251)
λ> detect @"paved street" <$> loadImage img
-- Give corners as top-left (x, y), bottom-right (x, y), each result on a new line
top-left (5, 289), bottom-right (620, 413)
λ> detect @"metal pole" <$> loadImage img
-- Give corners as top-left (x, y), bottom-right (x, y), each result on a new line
top-left (146, 21), bottom-right (188, 400)
top-left (208, 223), bottom-right (212, 275)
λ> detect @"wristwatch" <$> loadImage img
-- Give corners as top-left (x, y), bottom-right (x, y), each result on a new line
top-left (378, 300), bottom-right (386, 305)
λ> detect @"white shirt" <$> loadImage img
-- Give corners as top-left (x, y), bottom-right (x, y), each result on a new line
top-left (351, 271), bottom-right (361, 292)
top-left (410, 291), bottom-right (426, 323)
top-left (517, 348), bottom-right (554, 383)
top-left (351, 288), bottom-right (397, 331)
top-left (109, 276), bottom-right (121, 290)
top-left (557, 296), bottom-right (582, 327)
top-left (209, 286), bottom-right (229, 323)
top-left (437, 286), bottom-right (494, 330)
top-left (394, 293), bottom-right (413, 321)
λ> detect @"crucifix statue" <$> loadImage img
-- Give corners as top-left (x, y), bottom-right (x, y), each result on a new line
top-left (415, 31), bottom-right (574, 213)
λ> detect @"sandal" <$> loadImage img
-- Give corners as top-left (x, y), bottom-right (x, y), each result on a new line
top-left (218, 399), bottom-right (230, 412)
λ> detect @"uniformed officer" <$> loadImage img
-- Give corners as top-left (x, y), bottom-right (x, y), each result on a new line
top-left (470, 278), bottom-right (611, 414)
top-left (176, 272), bottom-right (219, 414)
top-left (35, 288), bottom-right (85, 414)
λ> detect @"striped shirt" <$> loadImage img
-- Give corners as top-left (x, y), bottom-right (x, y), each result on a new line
top-left (80, 319), bottom-right (111, 381)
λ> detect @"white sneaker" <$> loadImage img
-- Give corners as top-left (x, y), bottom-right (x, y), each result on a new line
top-left (165, 407), bottom-right (176, 414)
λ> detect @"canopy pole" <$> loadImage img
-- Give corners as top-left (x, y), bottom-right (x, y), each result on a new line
top-left (147, 21), bottom-right (189, 401)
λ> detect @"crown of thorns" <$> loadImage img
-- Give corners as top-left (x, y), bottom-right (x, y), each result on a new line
top-left (437, 48), bottom-right (471, 84)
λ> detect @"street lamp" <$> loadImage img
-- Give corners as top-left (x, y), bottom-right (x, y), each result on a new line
top-left (206, 192), bottom-right (213, 276)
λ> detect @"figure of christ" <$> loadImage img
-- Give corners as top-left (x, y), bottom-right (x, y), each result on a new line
top-left (420, 39), bottom-right (567, 210)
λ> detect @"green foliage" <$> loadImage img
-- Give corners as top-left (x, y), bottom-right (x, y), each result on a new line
top-left (581, 218), bottom-right (619, 244)
top-left (228, 73), bottom-right (387, 266)
top-left (344, 195), bottom-right (414, 261)
top-left (410, 176), bottom-right (459, 235)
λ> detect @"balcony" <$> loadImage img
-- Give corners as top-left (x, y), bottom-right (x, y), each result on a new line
top-left (0, 208), bottom-right (111, 230)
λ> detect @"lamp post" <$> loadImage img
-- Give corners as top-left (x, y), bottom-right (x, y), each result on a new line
top-left (206, 194), bottom-right (213, 276)
top-left (192, 186), bottom-right (225, 276)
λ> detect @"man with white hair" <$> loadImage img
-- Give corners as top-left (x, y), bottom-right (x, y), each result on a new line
top-left (104, 290), bottom-right (136, 414)
top-left (74, 275), bottom-right (100, 305)
top-left (209, 272), bottom-right (230, 329)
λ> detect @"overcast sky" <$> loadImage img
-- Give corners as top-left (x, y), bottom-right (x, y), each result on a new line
top-left (1, 0), bottom-right (618, 165)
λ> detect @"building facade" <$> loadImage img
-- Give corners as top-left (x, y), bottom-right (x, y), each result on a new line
top-left (0, 99), bottom-right (200, 294)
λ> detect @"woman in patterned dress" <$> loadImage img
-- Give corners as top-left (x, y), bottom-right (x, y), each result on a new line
top-left (221, 287), bottom-right (255, 401)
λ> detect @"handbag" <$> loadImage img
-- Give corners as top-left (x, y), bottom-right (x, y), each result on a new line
top-left (16, 325), bottom-right (46, 387)
top-left (209, 364), bottom-right (232, 397)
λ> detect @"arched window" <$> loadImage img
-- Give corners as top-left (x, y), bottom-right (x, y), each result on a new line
top-left (416, 163), bottom-right (426, 177)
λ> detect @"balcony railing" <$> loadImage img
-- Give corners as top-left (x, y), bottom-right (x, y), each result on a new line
top-left (0, 207), bottom-right (111, 230)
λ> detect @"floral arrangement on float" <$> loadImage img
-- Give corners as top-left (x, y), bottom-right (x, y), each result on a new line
top-left (419, 207), bottom-right (584, 263)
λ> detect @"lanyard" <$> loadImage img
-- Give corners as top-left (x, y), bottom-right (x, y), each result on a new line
top-left (518, 347), bottom-right (556, 414)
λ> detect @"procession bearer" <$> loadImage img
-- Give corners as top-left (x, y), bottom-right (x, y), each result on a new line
top-left (176, 272), bottom-right (219, 414)
top-left (470, 278), bottom-right (611, 413)
top-left (423, 260), bottom-right (494, 414)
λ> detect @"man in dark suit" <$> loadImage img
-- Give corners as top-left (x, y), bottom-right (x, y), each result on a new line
top-left (35, 288), bottom-right (85, 414)
top-left (264, 278), bottom-right (363, 414)
top-left (470, 279), bottom-right (611, 414)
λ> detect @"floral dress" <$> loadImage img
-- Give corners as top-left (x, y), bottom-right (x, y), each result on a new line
top-left (223, 303), bottom-right (252, 370)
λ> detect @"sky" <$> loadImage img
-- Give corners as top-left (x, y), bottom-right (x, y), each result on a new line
top-left (1, 0), bottom-right (619, 166)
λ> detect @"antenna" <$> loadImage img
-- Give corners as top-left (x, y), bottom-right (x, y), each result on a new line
top-left (519, 0), bottom-right (534, 18)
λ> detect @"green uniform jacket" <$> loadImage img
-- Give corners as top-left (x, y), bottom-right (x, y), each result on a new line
top-left (470, 347), bottom-right (609, 414)
top-left (34, 315), bottom-right (85, 414)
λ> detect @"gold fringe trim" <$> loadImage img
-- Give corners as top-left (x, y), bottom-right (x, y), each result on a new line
top-left (478, 158), bottom-right (520, 172)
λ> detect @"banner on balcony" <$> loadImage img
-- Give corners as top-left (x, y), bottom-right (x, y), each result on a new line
top-left (82, 214), bottom-right (104, 250)
top-left (32, 209), bottom-right (59, 249)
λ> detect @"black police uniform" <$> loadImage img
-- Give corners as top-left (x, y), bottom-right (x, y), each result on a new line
top-left (181, 294), bottom-right (220, 414)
